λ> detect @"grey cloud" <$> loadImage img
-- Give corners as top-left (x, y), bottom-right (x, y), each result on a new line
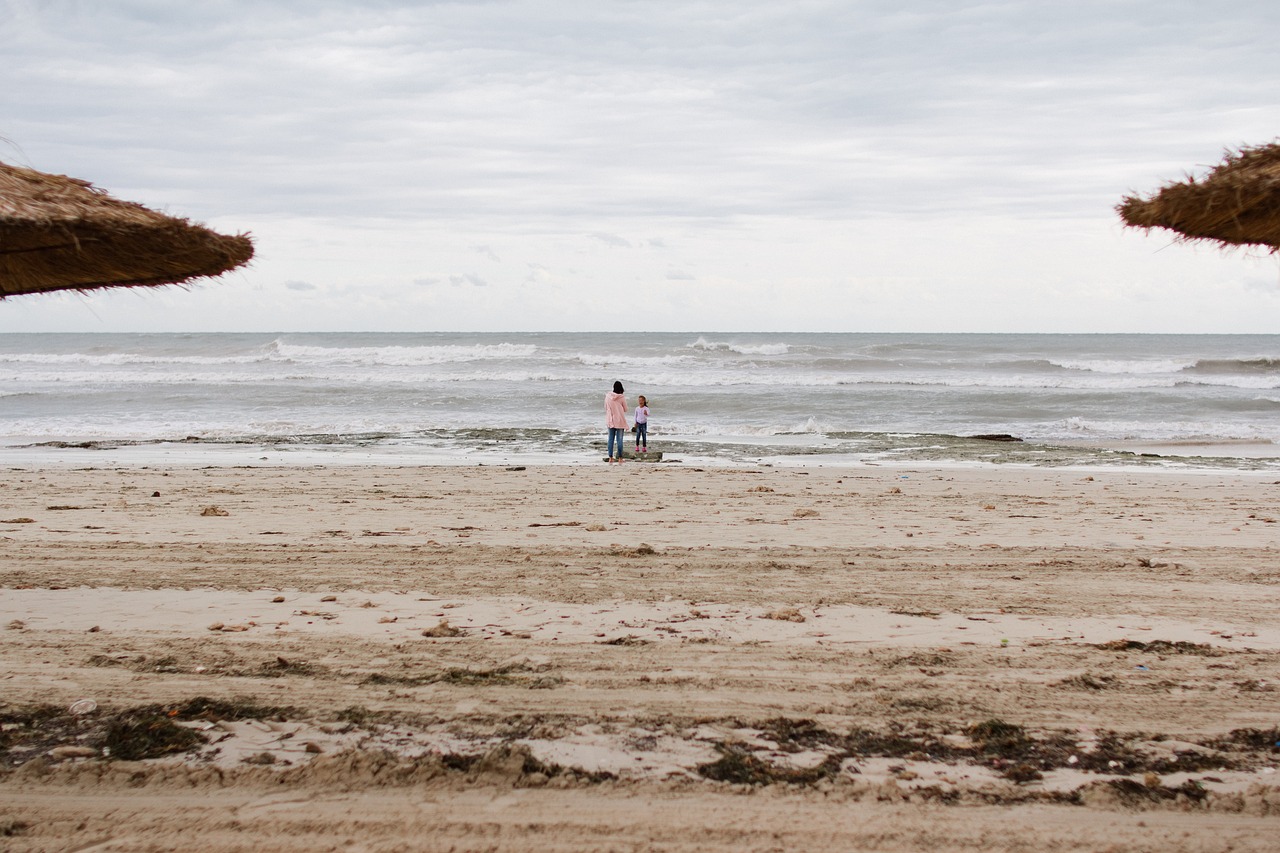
top-left (5, 0), bottom-right (1280, 340)
top-left (665, 270), bottom-right (695, 281)
top-left (5, 1), bottom-right (1274, 233)
top-left (284, 280), bottom-right (317, 291)
top-left (16, 0), bottom-right (1279, 230)
top-left (589, 232), bottom-right (632, 248)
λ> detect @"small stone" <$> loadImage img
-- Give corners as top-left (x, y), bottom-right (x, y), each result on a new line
top-left (49, 746), bottom-right (99, 760)
top-left (200, 506), bottom-right (229, 517)
top-left (422, 620), bottom-right (464, 638)
top-left (68, 699), bottom-right (97, 716)
top-left (6, 620), bottom-right (26, 631)
top-left (304, 742), bottom-right (323, 754)
top-left (207, 622), bottom-right (225, 631)
top-left (320, 595), bottom-right (337, 603)
top-left (272, 595), bottom-right (286, 603)
top-left (87, 625), bottom-right (100, 633)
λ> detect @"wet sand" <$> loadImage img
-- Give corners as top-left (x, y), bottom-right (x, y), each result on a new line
top-left (3, 462), bottom-right (1280, 851)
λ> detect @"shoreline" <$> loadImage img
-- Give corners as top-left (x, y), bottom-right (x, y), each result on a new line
top-left (2, 432), bottom-right (1278, 472)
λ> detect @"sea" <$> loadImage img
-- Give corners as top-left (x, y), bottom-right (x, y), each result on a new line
top-left (2, 332), bottom-right (1279, 471)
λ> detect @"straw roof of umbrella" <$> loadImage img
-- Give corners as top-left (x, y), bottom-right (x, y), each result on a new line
top-left (1118, 142), bottom-right (1280, 252)
top-left (0, 161), bottom-right (253, 298)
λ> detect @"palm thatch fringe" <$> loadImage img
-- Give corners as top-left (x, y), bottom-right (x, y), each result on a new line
top-left (0, 161), bottom-right (253, 298)
top-left (1118, 142), bottom-right (1280, 252)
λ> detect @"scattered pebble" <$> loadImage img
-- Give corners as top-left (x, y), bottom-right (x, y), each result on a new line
top-left (200, 506), bottom-right (229, 517)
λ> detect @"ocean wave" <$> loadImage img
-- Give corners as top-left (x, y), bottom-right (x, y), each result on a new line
top-left (1059, 416), bottom-right (1279, 443)
top-left (0, 351), bottom-right (269, 367)
top-left (273, 342), bottom-right (539, 366)
top-left (1050, 356), bottom-right (1280, 379)
top-left (686, 336), bottom-right (790, 356)
top-left (1049, 357), bottom-right (1199, 375)
top-left (567, 352), bottom-right (698, 370)
top-left (6, 366), bottom-right (1273, 391)
top-left (1186, 357), bottom-right (1280, 374)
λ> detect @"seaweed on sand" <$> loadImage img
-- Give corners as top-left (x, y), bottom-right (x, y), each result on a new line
top-left (99, 711), bottom-right (206, 761)
top-left (697, 745), bottom-right (843, 786)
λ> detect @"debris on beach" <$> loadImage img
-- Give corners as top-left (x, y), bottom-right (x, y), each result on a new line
top-left (422, 620), bottom-right (465, 638)
top-left (762, 607), bottom-right (806, 623)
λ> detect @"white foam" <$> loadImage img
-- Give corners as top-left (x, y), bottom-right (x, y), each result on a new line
top-left (686, 336), bottom-right (791, 356)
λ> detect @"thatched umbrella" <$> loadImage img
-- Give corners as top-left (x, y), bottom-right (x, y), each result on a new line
top-left (1118, 142), bottom-right (1280, 252)
top-left (0, 161), bottom-right (253, 298)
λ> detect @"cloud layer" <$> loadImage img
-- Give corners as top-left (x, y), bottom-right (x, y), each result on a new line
top-left (3, 0), bottom-right (1280, 332)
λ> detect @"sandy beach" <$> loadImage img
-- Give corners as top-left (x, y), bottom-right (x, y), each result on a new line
top-left (4, 460), bottom-right (1280, 851)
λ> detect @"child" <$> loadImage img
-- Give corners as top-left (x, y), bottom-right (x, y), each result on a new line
top-left (634, 395), bottom-right (650, 453)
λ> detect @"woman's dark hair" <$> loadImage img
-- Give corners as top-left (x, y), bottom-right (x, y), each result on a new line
top-left (613, 381), bottom-right (624, 394)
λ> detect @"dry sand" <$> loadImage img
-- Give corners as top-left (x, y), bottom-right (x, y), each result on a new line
top-left (3, 461), bottom-right (1280, 851)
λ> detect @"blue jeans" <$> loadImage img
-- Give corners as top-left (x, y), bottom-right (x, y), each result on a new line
top-left (607, 427), bottom-right (626, 459)
top-left (635, 422), bottom-right (647, 449)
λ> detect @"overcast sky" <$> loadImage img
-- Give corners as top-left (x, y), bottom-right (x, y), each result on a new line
top-left (3, 0), bottom-right (1280, 333)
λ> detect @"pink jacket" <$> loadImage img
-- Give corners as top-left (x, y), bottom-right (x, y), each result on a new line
top-left (605, 391), bottom-right (628, 429)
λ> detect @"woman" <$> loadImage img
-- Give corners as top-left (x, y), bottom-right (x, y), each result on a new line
top-left (604, 380), bottom-right (628, 462)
